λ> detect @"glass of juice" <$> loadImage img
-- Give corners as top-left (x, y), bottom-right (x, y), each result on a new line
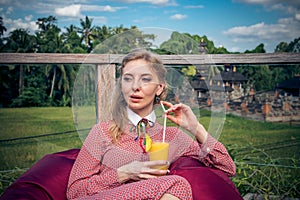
top-left (149, 142), bottom-right (169, 170)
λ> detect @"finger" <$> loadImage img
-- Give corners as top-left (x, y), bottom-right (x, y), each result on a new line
top-left (143, 160), bottom-right (169, 167)
top-left (161, 101), bottom-right (173, 110)
top-left (138, 172), bottom-right (165, 179)
top-left (141, 168), bottom-right (169, 176)
top-left (138, 174), bottom-right (157, 179)
top-left (166, 115), bottom-right (179, 124)
top-left (148, 169), bottom-right (169, 176)
top-left (179, 103), bottom-right (192, 113)
top-left (165, 103), bottom-right (182, 113)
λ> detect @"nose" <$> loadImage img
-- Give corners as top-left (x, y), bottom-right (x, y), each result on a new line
top-left (132, 79), bottom-right (141, 91)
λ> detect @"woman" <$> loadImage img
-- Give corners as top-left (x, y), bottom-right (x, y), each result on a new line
top-left (67, 49), bottom-right (236, 200)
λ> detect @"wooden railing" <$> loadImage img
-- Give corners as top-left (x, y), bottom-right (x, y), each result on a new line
top-left (1, 52), bottom-right (300, 122)
top-left (1, 52), bottom-right (300, 64)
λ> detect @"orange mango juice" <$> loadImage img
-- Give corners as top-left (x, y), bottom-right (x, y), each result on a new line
top-left (149, 142), bottom-right (169, 170)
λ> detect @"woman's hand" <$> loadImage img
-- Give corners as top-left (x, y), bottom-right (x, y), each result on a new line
top-left (161, 101), bottom-right (208, 144)
top-left (162, 101), bottom-right (198, 131)
top-left (117, 160), bottom-right (169, 183)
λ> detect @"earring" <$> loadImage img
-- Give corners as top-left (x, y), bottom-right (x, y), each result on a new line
top-left (155, 95), bottom-right (161, 104)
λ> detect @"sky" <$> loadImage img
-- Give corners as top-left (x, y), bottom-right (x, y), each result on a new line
top-left (0, 0), bottom-right (300, 53)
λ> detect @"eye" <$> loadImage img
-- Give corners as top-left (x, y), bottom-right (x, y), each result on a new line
top-left (142, 77), bottom-right (152, 82)
top-left (141, 74), bottom-right (153, 83)
top-left (122, 76), bottom-right (132, 82)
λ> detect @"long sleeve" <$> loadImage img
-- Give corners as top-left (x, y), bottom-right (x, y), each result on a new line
top-left (165, 126), bottom-right (236, 177)
top-left (67, 123), bottom-right (121, 199)
top-left (198, 134), bottom-right (236, 176)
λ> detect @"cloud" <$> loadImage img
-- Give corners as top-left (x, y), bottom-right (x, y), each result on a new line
top-left (91, 16), bottom-right (107, 25)
top-left (226, 0), bottom-right (300, 51)
top-left (115, 0), bottom-right (173, 6)
top-left (234, 0), bottom-right (300, 14)
top-left (54, 4), bottom-right (125, 18)
top-left (55, 4), bottom-right (81, 17)
top-left (224, 17), bottom-right (300, 39)
top-left (81, 5), bottom-right (125, 12)
top-left (4, 16), bottom-right (39, 34)
top-left (25, 15), bottom-right (34, 22)
top-left (0, 0), bottom-right (63, 15)
top-left (223, 17), bottom-right (300, 51)
top-left (184, 5), bottom-right (204, 9)
top-left (170, 14), bottom-right (187, 20)
top-left (6, 6), bottom-right (13, 14)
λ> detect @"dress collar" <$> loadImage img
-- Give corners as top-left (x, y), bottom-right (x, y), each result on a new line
top-left (127, 107), bottom-right (156, 127)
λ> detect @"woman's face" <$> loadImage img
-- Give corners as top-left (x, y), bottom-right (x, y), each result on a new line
top-left (121, 59), bottom-right (164, 117)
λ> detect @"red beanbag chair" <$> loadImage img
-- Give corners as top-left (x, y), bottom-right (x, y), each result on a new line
top-left (170, 157), bottom-right (243, 200)
top-left (1, 149), bottom-right (242, 200)
top-left (0, 149), bottom-right (80, 200)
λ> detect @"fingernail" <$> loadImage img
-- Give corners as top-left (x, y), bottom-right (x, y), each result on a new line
top-left (167, 170), bottom-right (170, 174)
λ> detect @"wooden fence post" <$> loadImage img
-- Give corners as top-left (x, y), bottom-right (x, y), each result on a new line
top-left (96, 64), bottom-right (116, 123)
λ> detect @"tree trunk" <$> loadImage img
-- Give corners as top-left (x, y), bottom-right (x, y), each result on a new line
top-left (19, 64), bottom-right (24, 96)
top-left (49, 67), bottom-right (56, 98)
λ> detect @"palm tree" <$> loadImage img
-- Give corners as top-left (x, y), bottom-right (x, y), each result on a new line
top-left (111, 24), bottom-right (127, 35)
top-left (6, 29), bottom-right (35, 53)
top-left (43, 32), bottom-right (73, 102)
top-left (45, 64), bottom-right (76, 105)
top-left (35, 19), bottom-right (75, 105)
top-left (94, 25), bottom-right (112, 42)
top-left (62, 25), bottom-right (83, 51)
top-left (36, 16), bottom-right (57, 32)
top-left (34, 16), bottom-right (72, 104)
top-left (5, 29), bottom-right (36, 95)
top-left (76, 16), bottom-right (96, 52)
top-left (0, 16), bottom-right (7, 37)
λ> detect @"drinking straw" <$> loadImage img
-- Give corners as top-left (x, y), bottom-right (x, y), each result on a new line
top-left (160, 102), bottom-right (167, 143)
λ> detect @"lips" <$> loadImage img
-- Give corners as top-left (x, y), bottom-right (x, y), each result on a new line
top-left (130, 94), bottom-right (143, 102)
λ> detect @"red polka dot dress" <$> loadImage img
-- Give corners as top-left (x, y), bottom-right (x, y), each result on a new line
top-left (67, 121), bottom-right (236, 200)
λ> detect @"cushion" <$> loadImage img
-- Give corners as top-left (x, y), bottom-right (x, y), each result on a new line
top-left (1, 150), bottom-right (242, 200)
top-left (0, 148), bottom-right (80, 200)
top-left (170, 157), bottom-right (243, 200)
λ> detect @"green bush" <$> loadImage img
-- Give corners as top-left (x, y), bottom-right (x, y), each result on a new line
top-left (230, 145), bottom-right (300, 198)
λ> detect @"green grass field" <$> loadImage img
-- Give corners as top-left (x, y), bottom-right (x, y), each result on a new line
top-left (0, 107), bottom-right (299, 197)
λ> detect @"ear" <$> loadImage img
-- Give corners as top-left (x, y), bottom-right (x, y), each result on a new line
top-left (156, 83), bottom-right (165, 96)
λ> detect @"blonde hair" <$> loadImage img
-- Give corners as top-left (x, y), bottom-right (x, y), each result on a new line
top-left (109, 49), bottom-right (168, 143)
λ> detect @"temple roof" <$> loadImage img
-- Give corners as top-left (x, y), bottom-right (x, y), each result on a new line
top-left (277, 76), bottom-right (300, 90)
top-left (212, 71), bottom-right (248, 82)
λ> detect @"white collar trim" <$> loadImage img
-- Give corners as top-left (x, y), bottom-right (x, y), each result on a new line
top-left (127, 107), bottom-right (156, 127)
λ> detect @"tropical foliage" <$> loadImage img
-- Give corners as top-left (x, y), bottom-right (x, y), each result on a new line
top-left (0, 16), bottom-right (156, 107)
top-left (0, 15), bottom-right (299, 107)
